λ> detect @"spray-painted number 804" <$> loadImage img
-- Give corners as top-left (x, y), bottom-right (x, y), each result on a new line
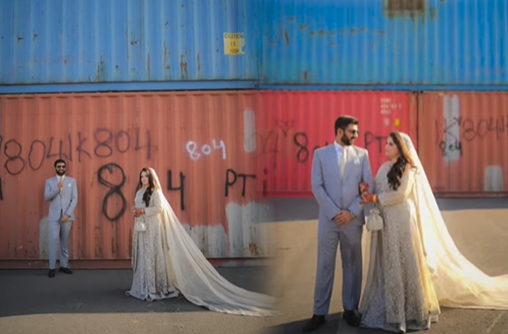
top-left (185, 140), bottom-right (226, 161)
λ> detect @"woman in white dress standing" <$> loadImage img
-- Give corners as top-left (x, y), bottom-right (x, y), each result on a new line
top-left (358, 132), bottom-right (440, 333)
top-left (359, 131), bottom-right (508, 333)
top-left (126, 167), bottom-right (179, 301)
top-left (126, 167), bottom-right (276, 317)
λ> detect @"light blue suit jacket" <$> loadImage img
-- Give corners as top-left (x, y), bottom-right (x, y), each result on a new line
top-left (44, 176), bottom-right (78, 222)
top-left (311, 144), bottom-right (373, 226)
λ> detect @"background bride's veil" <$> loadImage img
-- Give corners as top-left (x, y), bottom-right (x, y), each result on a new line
top-left (143, 167), bottom-right (277, 316)
top-left (364, 133), bottom-right (508, 310)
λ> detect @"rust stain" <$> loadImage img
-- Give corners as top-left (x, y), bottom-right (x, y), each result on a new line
top-left (310, 31), bottom-right (315, 36)
top-left (383, 0), bottom-right (426, 19)
top-left (284, 31), bottom-right (290, 45)
top-left (95, 56), bottom-right (105, 82)
top-left (287, 17), bottom-right (295, 22)
top-left (163, 42), bottom-right (170, 70)
top-left (350, 29), bottom-right (356, 34)
top-left (248, 242), bottom-right (260, 256)
top-left (318, 30), bottom-right (326, 36)
top-left (147, 53), bottom-right (151, 79)
top-left (180, 55), bottom-right (188, 79)
top-left (299, 25), bottom-right (307, 30)
top-left (197, 53), bottom-right (200, 72)
top-left (302, 71), bottom-right (309, 82)
top-left (430, 6), bottom-right (437, 19)
top-left (339, 29), bottom-right (345, 34)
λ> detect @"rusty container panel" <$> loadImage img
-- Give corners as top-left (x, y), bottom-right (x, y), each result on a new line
top-left (0, 91), bottom-right (274, 265)
top-left (0, 0), bottom-right (259, 86)
top-left (253, 91), bottom-right (417, 195)
top-left (418, 92), bottom-right (508, 196)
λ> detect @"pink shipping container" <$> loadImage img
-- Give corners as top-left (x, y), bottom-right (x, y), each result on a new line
top-left (0, 91), bottom-right (274, 269)
top-left (418, 92), bottom-right (508, 196)
top-left (253, 91), bottom-right (417, 196)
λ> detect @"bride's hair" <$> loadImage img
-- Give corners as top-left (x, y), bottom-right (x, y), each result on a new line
top-left (387, 132), bottom-right (416, 190)
top-left (138, 167), bottom-right (157, 207)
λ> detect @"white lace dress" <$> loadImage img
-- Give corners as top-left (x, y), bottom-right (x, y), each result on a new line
top-left (360, 162), bottom-right (439, 333)
top-left (126, 188), bottom-right (178, 301)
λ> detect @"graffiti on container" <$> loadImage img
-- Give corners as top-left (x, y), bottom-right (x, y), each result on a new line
top-left (276, 119), bottom-right (295, 137)
top-left (167, 170), bottom-right (185, 211)
top-left (435, 116), bottom-right (508, 157)
top-left (251, 126), bottom-right (391, 164)
top-left (225, 169), bottom-right (257, 197)
top-left (97, 163), bottom-right (127, 222)
top-left (94, 128), bottom-right (152, 160)
top-left (185, 140), bottom-right (226, 161)
top-left (364, 131), bottom-right (389, 153)
top-left (0, 128), bottom-right (153, 176)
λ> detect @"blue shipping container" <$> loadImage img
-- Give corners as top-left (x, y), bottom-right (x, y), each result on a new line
top-left (259, 0), bottom-right (508, 89)
top-left (0, 0), bottom-right (260, 90)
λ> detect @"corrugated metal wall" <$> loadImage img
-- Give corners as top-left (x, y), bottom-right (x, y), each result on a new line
top-left (0, 0), bottom-right (259, 86)
top-left (417, 92), bottom-right (508, 195)
top-left (0, 91), bottom-right (275, 266)
top-left (256, 91), bottom-right (417, 195)
top-left (260, 0), bottom-right (508, 88)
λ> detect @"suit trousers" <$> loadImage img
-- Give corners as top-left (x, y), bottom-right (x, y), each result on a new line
top-left (48, 216), bottom-right (73, 269)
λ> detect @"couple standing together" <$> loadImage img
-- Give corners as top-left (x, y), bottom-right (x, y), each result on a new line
top-left (303, 116), bottom-right (508, 333)
top-left (44, 160), bottom-right (276, 316)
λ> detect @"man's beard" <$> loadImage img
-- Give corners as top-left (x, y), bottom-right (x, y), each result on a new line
top-left (342, 134), bottom-right (353, 146)
top-left (56, 170), bottom-right (65, 176)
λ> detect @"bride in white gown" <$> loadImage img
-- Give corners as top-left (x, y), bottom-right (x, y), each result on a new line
top-left (359, 132), bottom-right (508, 332)
top-left (126, 167), bottom-right (276, 316)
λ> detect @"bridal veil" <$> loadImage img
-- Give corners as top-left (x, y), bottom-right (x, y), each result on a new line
top-left (146, 168), bottom-right (277, 316)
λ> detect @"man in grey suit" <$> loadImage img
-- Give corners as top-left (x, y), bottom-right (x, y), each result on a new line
top-left (303, 116), bottom-right (373, 332)
top-left (44, 159), bottom-right (78, 278)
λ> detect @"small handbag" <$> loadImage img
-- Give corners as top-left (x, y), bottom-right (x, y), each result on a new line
top-left (134, 220), bottom-right (147, 232)
top-left (366, 207), bottom-right (384, 231)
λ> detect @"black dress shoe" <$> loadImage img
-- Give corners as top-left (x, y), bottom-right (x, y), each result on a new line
top-left (48, 269), bottom-right (55, 278)
top-left (59, 267), bottom-right (73, 274)
top-left (344, 310), bottom-right (361, 327)
top-left (302, 315), bottom-right (326, 332)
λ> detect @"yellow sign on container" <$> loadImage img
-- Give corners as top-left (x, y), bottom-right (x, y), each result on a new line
top-left (223, 33), bottom-right (245, 56)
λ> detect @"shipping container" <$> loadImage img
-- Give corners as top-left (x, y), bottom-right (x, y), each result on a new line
top-left (417, 92), bottom-right (508, 196)
top-left (253, 91), bottom-right (417, 196)
top-left (0, 91), bottom-right (275, 269)
top-left (0, 0), bottom-right (260, 93)
top-left (260, 0), bottom-right (508, 88)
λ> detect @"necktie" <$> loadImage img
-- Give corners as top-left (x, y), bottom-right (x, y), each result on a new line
top-left (340, 147), bottom-right (347, 177)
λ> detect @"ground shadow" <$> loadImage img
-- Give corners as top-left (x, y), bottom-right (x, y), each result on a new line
top-left (267, 312), bottom-right (397, 334)
top-left (0, 267), bottom-right (271, 317)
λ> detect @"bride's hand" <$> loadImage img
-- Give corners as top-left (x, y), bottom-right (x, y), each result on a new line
top-left (360, 192), bottom-right (377, 204)
top-left (359, 182), bottom-right (369, 194)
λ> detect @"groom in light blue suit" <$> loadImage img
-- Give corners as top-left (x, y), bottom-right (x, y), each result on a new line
top-left (303, 116), bottom-right (373, 332)
top-left (44, 159), bottom-right (78, 278)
